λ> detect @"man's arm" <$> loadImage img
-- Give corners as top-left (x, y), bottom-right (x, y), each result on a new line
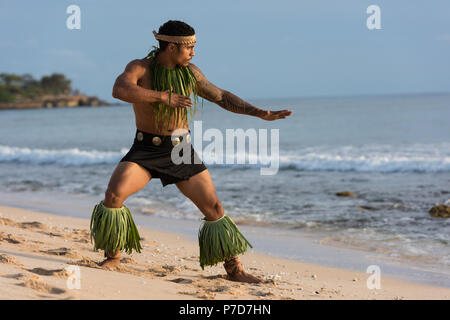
top-left (112, 59), bottom-right (162, 104)
top-left (189, 63), bottom-right (292, 120)
top-left (112, 59), bottom-right (193, 108)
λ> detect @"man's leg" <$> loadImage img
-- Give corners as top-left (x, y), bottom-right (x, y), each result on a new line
top-left (96, 161), bottom-right (152, 268)
top-left (175, 169), bottom-right (262, 283)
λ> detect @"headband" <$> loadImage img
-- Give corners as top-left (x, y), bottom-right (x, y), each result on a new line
top-left (152, 30), bottom-right (196, 45)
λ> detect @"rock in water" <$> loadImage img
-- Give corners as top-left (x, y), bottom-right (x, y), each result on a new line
top-left (428, 205), bottom-right (450, 218)
top-left (336, 191), bottom-right (356, 198)
top-left (357, 205), bottom-right (378, 211)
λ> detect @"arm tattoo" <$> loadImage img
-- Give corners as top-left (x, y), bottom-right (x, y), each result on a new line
top-left (196, 78), bottom-right (223, 102)
top-left (217, 90), bottom-right (266, 117)
top-left (189, 64), bottom-right (265, 117)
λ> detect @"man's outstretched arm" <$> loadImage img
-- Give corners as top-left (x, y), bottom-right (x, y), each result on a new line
top-left (189, 64), bottom-right (292, 121)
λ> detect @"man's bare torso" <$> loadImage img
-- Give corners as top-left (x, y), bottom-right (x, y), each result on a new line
top-left (132, 57), bottom-right (190, 136)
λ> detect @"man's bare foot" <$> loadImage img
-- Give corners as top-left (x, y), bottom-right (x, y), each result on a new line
top-left (223, 256), bottom-right (262, 284)
top-left (99, 249), bottom-right (121, 269)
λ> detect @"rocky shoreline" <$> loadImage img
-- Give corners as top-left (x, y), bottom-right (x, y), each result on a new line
top-left (0, 94), bottom-right (112, 110)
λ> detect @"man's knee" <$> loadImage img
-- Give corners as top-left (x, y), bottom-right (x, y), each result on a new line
top-left (214, 199), bottom-right (223, 214)
top-left (205, 198), bottom-right (224, 221)
top-left (104, 189), bottom-right (124, 208)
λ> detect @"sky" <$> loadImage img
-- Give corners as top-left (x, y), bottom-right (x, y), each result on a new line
top-left (1, 0), bottom-right (449, 102)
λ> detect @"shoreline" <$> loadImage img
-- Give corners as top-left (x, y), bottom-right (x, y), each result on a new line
top-left (0, 203), bottom-right (450, 299)
top-left (0, 192), bottom-right (450, 289)
top-left (1, 189), bottom-right (449, 290)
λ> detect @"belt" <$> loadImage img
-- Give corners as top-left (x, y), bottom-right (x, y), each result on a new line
top-left (134, 129), bottom-right (191, 147)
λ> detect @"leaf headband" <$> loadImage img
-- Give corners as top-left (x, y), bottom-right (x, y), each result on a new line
top-left (152, 30), bottom-right (196, 45)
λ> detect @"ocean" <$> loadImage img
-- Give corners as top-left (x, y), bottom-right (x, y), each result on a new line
top-left (1, 92), bottom-right (449, 287)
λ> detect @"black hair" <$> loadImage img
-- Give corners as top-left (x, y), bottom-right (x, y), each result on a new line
top-left (157, 20), bottom-right (195, 51)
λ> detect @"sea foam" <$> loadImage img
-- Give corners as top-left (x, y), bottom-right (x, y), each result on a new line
top-left (1, 143), bottom-right (449, 172)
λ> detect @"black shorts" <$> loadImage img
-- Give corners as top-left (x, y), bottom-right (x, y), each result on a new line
top-left (120, 129), bottom-right (207, 187)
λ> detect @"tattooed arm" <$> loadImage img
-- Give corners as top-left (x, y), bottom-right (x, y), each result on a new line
top-left (188, 63), bottom-right (292, 121)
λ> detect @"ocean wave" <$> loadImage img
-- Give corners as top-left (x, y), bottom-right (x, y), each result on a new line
top-left (0, 145), bottom-right (129, 166)
top-left (1, 143), bottom-right (449, 172)
top-left (276, 154), bottom-right (450, 173)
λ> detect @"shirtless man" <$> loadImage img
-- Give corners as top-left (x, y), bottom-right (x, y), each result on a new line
top-left (91, 20), bottom-right (292, 283)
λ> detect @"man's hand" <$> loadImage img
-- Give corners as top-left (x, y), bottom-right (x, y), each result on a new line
top-left (259, 109), bottom-right (293, 121)
top-left (160, 89), bottom-right (193, 108)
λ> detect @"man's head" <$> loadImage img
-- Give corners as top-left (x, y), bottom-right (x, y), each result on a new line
top-left (156, 20), bottom-right (196, 67)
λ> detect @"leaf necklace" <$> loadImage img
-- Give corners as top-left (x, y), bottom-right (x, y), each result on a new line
top-left (145, 46), bottom-right (203, 131)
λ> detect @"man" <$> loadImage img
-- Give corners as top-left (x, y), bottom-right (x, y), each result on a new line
top-left (90, 20), bottom-right (292, 283)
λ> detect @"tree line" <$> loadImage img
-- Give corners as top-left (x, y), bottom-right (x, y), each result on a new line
top-left (0, 73), bottom-right (79, 102)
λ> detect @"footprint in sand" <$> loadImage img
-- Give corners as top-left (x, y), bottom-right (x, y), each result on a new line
top-left (177, 290), bottom-right (198, 296)
top-left (0, 232), bottom-right (21, 244)
top-left (27, 267), bottom-right (71, 279)
top-left (193, 279), bottom-right (236, 292)
top-left (169, 278), bottom-right (193, 284)
top-left (40, 248), bottom-right (83, 259)
top-left (4, 273), bottom-right (66, 295)
top-left (202, 274), bottom-right (227, 280)
top-left (18, 221), bottom-right (47, 230)
top-left (171, 278), bottom-right (243, 297)
top-left (206, 285), bottom-right (231, 293)
top-left (69, 257), bottom-right (102, 269)
top-left (180, 289), bottom-right (230, 300)
top-left (183, 256), bottom-right (199, 262)
top-left (39, 229), bottom-right (90, 243)
top-left (18, 277), bottom-right (66, 295)
top-left (71, 229), bottom-right (90, 240)
top-left (148, 264), bottom-right (181, 277)
top-left (181, 287), bottom-right (216, 300)
top-left (13, 273), bottom-right (41, 281)
top-left (249, 289), bottom-right (274, 297)
top-left (184, 266), bottom-right (202, 272)
top-left (162, 265), bottom-right (179, 272)
top-left (197, 292), bottom-right (216, 300)
top-left (0, 254), bottom-right (24, 267)
top-left (205, 285), bottom-right (245, 297)
top-left (111, 265), bottom-right (149, 277)
top-left (261, 278), bottom-right (277, 286)
top-left (69, 257), bottom-right (152, 279)
top-left (72, 229), bottom-right (90, 235)
top-left (1, 218), bottom-right (47, 230)
top-left (120, 257), bottom-right (137, 265)
top-left (38, 231), bottom-right (63, 238)
top-left (0, 217), bottom-right (16, 227)
top-left (72, 238), bottom-right (90, 244)
top-left (102, 263), bottom-right (154, 278)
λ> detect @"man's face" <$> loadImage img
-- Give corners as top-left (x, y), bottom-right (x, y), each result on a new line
top-left (171, 43), bottom-right (196, 67)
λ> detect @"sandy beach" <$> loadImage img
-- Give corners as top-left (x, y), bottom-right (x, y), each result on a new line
top-left (0, 204), bottom-right (449, 300)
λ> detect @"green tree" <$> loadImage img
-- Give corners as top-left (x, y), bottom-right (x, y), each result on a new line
top-left (0, 84), bottom-right (16, 102)
top-left (22, 73), bottom-right (43, 98)
top-left (0, 73), bottom-right (23, 86)
top-left (0, 73), bottom-right (23, 98)
top-left (0, 72), bottom-right (74, 102)
top-left (40, 73), bottom-right (71, 95)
